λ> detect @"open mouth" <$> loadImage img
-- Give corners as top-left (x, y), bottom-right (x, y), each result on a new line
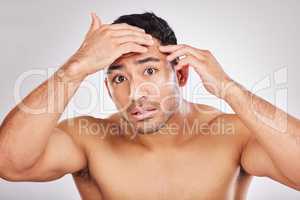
top-left (130, 107), bottom-right (158, 121)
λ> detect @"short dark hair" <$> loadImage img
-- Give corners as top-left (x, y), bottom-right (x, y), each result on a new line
top-left (112, 12), bottom-right (177, 45)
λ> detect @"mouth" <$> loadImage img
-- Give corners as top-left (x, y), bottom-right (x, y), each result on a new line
top-left (130, 106), bottom-right (158, 121)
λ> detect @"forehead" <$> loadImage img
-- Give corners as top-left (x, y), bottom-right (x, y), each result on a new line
top-left (112, 39), bottom-right (167, 65)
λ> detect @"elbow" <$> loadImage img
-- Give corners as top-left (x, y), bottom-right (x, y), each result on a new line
top-left (292, 160), bottom-right (300, 190)
top-left (0, 170), bottom-right (23, 182)
top-left (0, 140), bottom-right (38, 173)
top-left (0, 158), bottom-right (19, 182)
top-left (292, 181), bottom-right (300, 191)
top-left (287, 171), bottom-right (300, 191)
top-left (0, 126), bottom-right (42, 172)
top-left (291, 173), bottom-right (300, 191)
top-left (0, 156), bottom-right (31, 182)
top-left (0, 121), bottom-right (37, 180)
top-left (293, 178), bottom-right (300, 191)
top-left (0, 150), bottom-right (35, 181)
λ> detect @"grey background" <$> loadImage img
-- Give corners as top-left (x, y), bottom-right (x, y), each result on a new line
top-left (0, 0), bottom-right (300, 199)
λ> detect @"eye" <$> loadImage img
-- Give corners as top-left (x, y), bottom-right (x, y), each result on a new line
top-left (144, 67), bottom-right (158, 76)
top-left (112, 75), bottom-right (127, 84)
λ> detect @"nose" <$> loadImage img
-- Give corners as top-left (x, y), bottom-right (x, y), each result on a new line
top-left (129, 76), bottom-right (161, 105)
top-left (130, 79), bottom-right (151, 103)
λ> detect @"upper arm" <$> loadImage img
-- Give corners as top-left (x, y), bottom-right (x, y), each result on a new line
top-left (1, 118), bottom-right (87, 182)
top-left (210, 113), bottom-right (300, 191)
top-left (241, 137), bottom-right (300, 191)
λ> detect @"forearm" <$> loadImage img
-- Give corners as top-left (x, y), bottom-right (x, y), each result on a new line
top-left (0, 60), bottom-right (85, 170)
top-left (223, 79), bottom-right (300, 183)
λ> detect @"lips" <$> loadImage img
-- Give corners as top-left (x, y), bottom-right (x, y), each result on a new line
top-left (130, 106), bottom-right (158, 121)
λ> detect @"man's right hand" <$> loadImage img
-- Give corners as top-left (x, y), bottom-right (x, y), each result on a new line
top-left (0, 13), bottom-right (154, 182)
top-left (66, 13), bottom-right (154, 78)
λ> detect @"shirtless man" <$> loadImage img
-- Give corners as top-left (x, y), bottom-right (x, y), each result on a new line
top-left (0, 12), bottom-right (300, 200)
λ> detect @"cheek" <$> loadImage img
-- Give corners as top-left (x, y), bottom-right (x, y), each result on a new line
top-left (110, 83), bottom-right (131, 107)
top-left (158, 84), bottom-right (180, 113)
top-left (150, 69), bottom-right (175, 89)
top-left (158, 70), bottom-right (178, 98)
top-left (149, 70), bottom-right (179, 108)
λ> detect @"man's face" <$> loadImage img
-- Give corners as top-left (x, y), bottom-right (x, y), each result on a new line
top-left (105, 39), bottom-right (183, 134)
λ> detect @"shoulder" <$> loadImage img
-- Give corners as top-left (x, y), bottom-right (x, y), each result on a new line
top-left (57, 113), bottom-right (123, 143)
top-left (207, 112), bottom-right (253, 149)
top-left (57, 116), bottom-right (100, 136)
top-left (190, 103), bottom-right (225, 126)
top-left (190, 102), bottom-right (252, 147)
top-left (56, 115), bottom-right (115, 144)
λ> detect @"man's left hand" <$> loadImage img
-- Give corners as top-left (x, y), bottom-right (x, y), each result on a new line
top-left (159, 44), bottom-right (232, 99)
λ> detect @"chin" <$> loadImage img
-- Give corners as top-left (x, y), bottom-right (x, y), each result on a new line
top-left (133, 118), bottom-right (165, 135)
top-left (136, 124), bottom-right (162, 135)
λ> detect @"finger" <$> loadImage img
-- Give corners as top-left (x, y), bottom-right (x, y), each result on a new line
top-left (166, 47), bottom-right (205, 62)
top-left (110, 29), bottom-right (151, 38)
top-left (86, 12), bottom-right (102, 38)
top-left (110, 23), bottom-right (145, 33)
top-left (118, 42), bottom-right (148, 55)
top-left (166, 47), bottom-right (186, 61)
top-left (89, 12), bottom-right (101, 31)
top-left (159, 45), bottom-right (182, 53)
top-left (85, 13), bottom-right (95, 38)
top-left (175, 54), bottom-right (205, 73)
top-left (93, 13), bottom-right (102, 28)
top-left (114, 35), bottom-right (154, 46)
top-left (175, 55), bottom-right (197, 70)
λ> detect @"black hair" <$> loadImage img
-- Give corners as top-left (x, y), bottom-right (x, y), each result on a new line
top-left (112, 12), bottom-right (177, 45)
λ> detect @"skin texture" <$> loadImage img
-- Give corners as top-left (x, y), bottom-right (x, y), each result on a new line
top-left (1, 13), bottom-right (300, 200)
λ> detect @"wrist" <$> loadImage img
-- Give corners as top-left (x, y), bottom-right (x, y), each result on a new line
top-left (58, 60), bottom-right (88, 83)
top-left (222, 78), bottom-right (248, 102)
top-left (219, 77), bottom-right (236, 100)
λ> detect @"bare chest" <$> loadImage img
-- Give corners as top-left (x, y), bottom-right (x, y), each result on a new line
top-left (86, 140), bottom-right (243, 200)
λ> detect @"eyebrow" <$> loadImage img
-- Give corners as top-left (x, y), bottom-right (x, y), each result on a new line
top-left (134, 57), bottom-right (160, 64)
top-left (106, 64), bottom-right (123, 74)
top-left (107, 57), bottom-right (160, 74)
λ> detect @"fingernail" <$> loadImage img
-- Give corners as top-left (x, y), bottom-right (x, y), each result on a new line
top-left (146, 35), bottom-right (152, 39)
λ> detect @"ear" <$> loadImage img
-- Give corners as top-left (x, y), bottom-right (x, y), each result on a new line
top-left (104, 78), bottom-right (112, 98)
top-left (176, 65), bottom-right (189, 87)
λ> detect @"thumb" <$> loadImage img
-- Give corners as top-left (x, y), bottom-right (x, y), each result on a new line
top-left (85, 12), bottom-right (102, 38)
top-left (91, 12), bottom-right (102, 29)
